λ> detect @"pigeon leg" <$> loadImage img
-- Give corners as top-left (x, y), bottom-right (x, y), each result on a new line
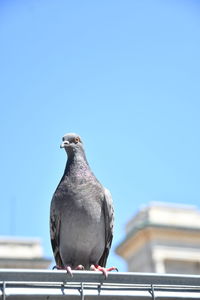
top-left (90, 264), bottom-right (118, 278)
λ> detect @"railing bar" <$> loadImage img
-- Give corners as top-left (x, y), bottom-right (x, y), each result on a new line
top-left (2, 281), bottom-right (6, 300)
top-left (0, 270), bottom-right (200, 286)
top-left (81, 282), bottom-right (84, 300)
top-left (150, 284), bottom-right (155, 300)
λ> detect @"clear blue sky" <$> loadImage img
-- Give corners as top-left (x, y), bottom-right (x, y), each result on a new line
top-left (0, 0), bottom-right (200, 271)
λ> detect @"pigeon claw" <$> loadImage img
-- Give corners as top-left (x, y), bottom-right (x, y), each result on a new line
top-left (64, 265), bottom-right (73, 277)
top-left (90, 264), bottom-right (118, 279)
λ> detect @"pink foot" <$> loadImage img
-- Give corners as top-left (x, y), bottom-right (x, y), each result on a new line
top-left (52, 265), bottom-right (73, 276)
top-left (75, 264), bottom-right (85, 270)
top-left (64, 265), bottom-right (73, 277)
top-left (90, 264), bottom-right (118, 278)
top-left (53, 264), bottom-right (84, 276)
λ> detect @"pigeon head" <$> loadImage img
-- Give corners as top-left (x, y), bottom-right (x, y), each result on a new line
top-left (60, 133), bottom-right (84, 156)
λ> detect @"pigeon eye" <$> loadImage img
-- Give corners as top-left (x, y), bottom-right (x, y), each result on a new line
top-left (75, 137), bottom-right (80, 143)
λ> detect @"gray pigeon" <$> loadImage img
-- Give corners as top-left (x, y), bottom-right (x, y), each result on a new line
top-left (50, 133), bottom-right (116, 276)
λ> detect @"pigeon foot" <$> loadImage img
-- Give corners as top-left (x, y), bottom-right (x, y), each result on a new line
top-left (52, 265), bottom-right (73, 277)
top-left (90, 264), bottom-right (118, 278)
top-left (52, 264), bottom-right (84, 276)
top-left (75, 264), bottom-right (85, 270)
top-left (64, 265), bottom-right (73, 277)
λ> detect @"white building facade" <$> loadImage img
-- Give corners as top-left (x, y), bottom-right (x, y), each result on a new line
top-left (116, 203), bottom-right (200, 274)
top-left (0, 237), bottom-right (51, 269)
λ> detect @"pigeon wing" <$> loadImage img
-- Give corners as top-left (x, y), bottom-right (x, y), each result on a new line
top-left (50, 202), bottom-right (64, 268)
top-left (98, 188), bottom-right (114, 267)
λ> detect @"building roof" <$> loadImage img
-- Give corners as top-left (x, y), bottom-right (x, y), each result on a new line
top-left (125, 202), bottom-right (200, 236)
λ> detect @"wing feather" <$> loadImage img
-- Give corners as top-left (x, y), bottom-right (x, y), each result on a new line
top-left (98, 188), bottom-right (114, 267)
top-left (50, 203), bottom-right (64, 268)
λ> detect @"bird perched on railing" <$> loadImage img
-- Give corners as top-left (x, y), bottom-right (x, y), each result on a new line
top-left (50, 133), bottom-right (117, 277)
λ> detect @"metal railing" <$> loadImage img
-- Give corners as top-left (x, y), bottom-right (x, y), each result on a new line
top-left (0, 269), bottom-right (200, 299)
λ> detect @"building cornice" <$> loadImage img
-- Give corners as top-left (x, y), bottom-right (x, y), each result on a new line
top-left (116, 223), bottom-right (200, 260)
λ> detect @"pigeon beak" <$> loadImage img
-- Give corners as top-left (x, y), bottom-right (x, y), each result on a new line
top-left (60, 141), bottom-right (70, 148)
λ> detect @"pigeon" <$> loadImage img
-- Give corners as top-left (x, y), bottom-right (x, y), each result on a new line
top-left (50, 133), bottom-right (116, 277)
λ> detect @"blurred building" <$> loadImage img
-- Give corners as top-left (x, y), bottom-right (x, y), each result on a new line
top-left (0, 237), bottom-right (51, 269)
top-left (116, 202), bottom-right (200, 274)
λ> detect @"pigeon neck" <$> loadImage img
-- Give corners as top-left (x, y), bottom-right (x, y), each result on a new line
top-left (65, 148), bottom-right (89, 169)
